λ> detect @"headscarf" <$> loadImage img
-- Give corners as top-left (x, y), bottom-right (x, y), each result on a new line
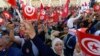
top-left (52, 38), bottom-right (64, 56)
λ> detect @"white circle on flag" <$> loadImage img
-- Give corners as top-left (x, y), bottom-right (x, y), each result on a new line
top-left (82, 38), bottom-right (100, 55)
top-left (24, 6), bottom-right (35, 16)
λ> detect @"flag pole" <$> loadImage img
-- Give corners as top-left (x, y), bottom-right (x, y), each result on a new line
top-left (4, 0), bottom-right (23, 22)
top-left (15, 9), bottom-right (23, 22)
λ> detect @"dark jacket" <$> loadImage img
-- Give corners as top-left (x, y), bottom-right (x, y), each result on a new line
top-left (32, 35), bottom-right (57, 56)
top-left (64, 34), bottom-right (76, 56)
top-left (22, 40), bottom-right (34, 56)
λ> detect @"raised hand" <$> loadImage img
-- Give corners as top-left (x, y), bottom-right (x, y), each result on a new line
top-left (22, 20), bottom-right (36, 39)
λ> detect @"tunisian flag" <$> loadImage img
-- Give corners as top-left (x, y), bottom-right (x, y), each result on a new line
top-left (77, 31), bottom-right (100, 56)
top-left (38, 3), bottom-right (46, 20)
top-left (7, 0), bottom-right (17, 7)
top-left (22, 6), bottom-right (37, 20)
top-left (51, 11), bottom-right (59, 22)
top-left (2, 11), bottom-right (12, 19)
top-left (62, 0), bottom-right (70, 17)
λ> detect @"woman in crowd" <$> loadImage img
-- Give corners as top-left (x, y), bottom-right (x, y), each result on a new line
top-left (52, 38), bottom-right (64, 56)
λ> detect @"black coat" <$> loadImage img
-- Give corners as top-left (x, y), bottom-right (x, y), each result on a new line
top-left (22, 35), bottom-right (57, 56)
top-left (32, 35), bottom-right (57, 56)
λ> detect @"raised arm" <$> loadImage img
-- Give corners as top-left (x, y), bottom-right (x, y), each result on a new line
top-left (22, 20), bottom-right (36, 39)
top-left (6, 23), bottom-right (23, 45)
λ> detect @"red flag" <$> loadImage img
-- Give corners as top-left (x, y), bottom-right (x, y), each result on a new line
top-left (67, 0), bottom-right (70, 3)
top-left (40, 3), bottom-right (44, 10)
top-left (2, 11), bottom-right (12, 19)
top-left (51, 11), bottom-right (59, 22)
top-left (77, 31), bottom-right (100, 56)
top-left (62, 0), bottom-right (70, 17)
top-left (7, 0), bottom-right (17, 7)
top-left (39, 10), bottom-right (46, 20)
top-left (93, 5), bottom-right (100, 11)
top-left (22, 6), bottom-right (37, 20)
top-left (39, 3), bottom-right (46, 20)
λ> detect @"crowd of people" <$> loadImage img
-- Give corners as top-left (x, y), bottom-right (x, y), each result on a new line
top-left (0, 1), bottom-right (100, 56)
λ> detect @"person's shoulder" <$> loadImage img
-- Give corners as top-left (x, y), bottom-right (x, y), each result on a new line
top-left (14, 36), bottom-right (20, 38)
top-left (94, 30), bottom-right (100, 36)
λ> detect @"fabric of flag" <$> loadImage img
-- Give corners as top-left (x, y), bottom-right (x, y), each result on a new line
top-left (77, 31), bottom-right (100, 56)
top-left (62, 0), bottom-right (70, 18)
top-left (2, 11), bottom-right (12, 20)
top-left (39, 10), bottom-right (46, 20)
top-left (40, 3), bottom-right (44, 10)
top-left (22, 5), bottom-right (37, 20)
top-left (51, 11), bottom-right (59, 22)
top-left (93, 5), bottom-right (100, 11)
top-left (7, 0), bottom-right (17, 7)
top-left (38, 3), bottom-right (46, 20)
